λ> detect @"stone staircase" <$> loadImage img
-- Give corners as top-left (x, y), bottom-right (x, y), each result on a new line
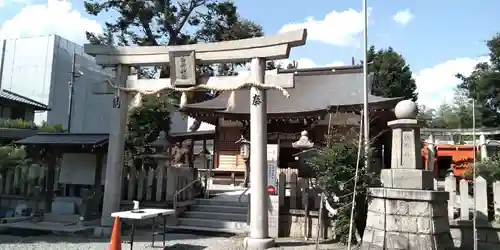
top-left (172, 198), bottom-right (249, 234)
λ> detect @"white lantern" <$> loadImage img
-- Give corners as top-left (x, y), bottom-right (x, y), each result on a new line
top-left (240, 142), bottom-right (250, 159)
top-left (235, 135), bottom-right (251, 160)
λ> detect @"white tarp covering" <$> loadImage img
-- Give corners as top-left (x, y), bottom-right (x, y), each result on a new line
top-left (59, 153), bottom-right (106, 185)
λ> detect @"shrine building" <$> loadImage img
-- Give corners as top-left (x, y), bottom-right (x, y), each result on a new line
top-left (180, 65), bottom-right (402, 183)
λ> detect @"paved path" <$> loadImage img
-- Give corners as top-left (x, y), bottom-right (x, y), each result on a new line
top-left (0, 231), bottom-right (349, 250)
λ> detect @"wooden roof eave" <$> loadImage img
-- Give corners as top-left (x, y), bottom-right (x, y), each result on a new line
top-left (181, 98), bottom-right (401, 121)
top-left (181, 107), bottom-right (329, 120)
top-left (327, 98), bottom-right (402, 113)
top-left (180, 109), bottom-right (219, 126)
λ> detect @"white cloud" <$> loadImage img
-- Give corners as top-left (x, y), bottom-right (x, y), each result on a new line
top-left (279, 8), bottom-right (372, 47)
top-left (392, 9), bottom-right (414, 25)
top-left (12, 0), bottom-right (32, 4)
top-left (414, 57), bottom-right (488, 108)
top-left (276, 58), bottom-right (345, 69)
top-left (0, 0), bottom-right (102, 44)
top-left (237, 58), bottom-right (345, 77)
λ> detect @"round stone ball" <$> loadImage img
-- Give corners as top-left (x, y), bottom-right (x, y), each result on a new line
top-left (394, 100), bottom-right (418, 119)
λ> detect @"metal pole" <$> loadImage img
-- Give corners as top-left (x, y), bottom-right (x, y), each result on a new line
top-left (347, 115), bottom-right (363, 250)
top-left (203, 139), bottom-right (209, 199)
top-left (362, 0), bottom-right (370, 171)
top-left (67, 53), bottom-right (76, 132)
top-left (315, 192), bottom-right (324, 249)
top-left (0, 40), bottom-right (7, 87)
top-left (472, 99), bottom-right (477, 250)
top-left (347, 1), bottom-right (369, 249)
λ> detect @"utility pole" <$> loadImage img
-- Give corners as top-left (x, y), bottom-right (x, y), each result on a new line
top-left (472, 99), bottom-right (477, 250)
top-left (67, 53), bottom-right (80, 132)
top-left (362, 0), bottom-right (370, 176)
top-left (348, 1), bottom-right (369, 249)
top-left (0, 40), bottom-right (6, 88)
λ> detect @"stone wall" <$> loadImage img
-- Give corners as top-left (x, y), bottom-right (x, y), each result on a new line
top-left (362, 188), bottom-right (454, 249)
top-left (450, 221), bottom-right (500, 249)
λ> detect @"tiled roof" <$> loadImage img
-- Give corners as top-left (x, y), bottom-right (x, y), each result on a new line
top-left (15, 133), bottom-right (109, 147)
top-left (0, 90), bottom-right (48, 110)
top-left (14, 130), bottom-right (215, 147)
top-left (181, 66), bottom-right (402, 116)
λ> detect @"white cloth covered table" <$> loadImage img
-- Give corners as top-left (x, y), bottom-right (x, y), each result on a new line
top-left (111, 208), bottom-right (174, 219)
top-left (111, 208), bottom-right (175, 250)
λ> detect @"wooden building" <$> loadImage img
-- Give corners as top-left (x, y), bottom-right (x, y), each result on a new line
top-left (180, 66), bottom-right (402, 176)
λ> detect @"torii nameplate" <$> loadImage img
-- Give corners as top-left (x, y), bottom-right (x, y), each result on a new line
top-left (169, 50), bottom-right (197, 87)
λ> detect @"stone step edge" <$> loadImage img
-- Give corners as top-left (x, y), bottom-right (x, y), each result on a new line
top-left (166, 225), bottom-right (248, 234)
top-left (182, 211), bottom-right (247, 221)
top-left (190, 204), bottom-right (248, 210)
top-left (179, 217), bottom-right (249, 225)
top-left (195, 198), bottom-right (248, 205)
top-left (184, 211), bottom-right (248, 216)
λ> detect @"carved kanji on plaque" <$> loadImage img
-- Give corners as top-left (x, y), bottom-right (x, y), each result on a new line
top-left (179, 57), bottom-right (188, 79)
top-left (169, 50), bottom-right (196, 87)
top-left (112, 96), bottom-right (121, 108)
top-left (252, 94), bottom-right (262, 106)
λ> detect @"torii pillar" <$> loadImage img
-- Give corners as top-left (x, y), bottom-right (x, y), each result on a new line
top-left (244, 58), bottom-right (275, 249)
top-left (100, 66), bottom-right (132, 233)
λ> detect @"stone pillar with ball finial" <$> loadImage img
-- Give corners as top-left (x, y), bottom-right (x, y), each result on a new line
top-left (360, 100), bottom-right (454, 250)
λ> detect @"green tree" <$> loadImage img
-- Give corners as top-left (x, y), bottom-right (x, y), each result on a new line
top-left (417, 88), bottom-right (482, 129)
top-left (0, 146), bottom-right (29, 171)
top-left (416, 105), bottom-right (436, 127)
top-left (367, 46), bottom-right (418, 101)
top-left (84, 0), bottom-right (264, 154)
top-left (126, 94), bottom-right (175, 155)
top-left (449, 88), bottom-right (482, 128)
top-left (457, 34), bottom-right (500, 127)
top-left (307, 124), bottom-right (376, 244)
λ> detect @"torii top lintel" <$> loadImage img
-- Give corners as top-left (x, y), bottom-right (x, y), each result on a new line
top-left (83, 29), bottom-right (307, 66)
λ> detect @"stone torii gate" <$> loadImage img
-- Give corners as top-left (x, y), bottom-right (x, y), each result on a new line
top-left (84, 29), bottom-right (307, 249)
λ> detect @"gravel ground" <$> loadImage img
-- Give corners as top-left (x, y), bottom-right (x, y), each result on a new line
top-left (0, 230), bottom-right (349, 250)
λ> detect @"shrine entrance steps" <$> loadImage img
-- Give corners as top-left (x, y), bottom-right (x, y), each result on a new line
top-left (169, 193), bottom-right (249, 234)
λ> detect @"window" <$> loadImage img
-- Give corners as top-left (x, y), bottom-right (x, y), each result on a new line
top-left (10, 106), bottom-right (25, 120)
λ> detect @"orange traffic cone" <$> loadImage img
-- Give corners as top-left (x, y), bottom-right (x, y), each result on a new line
top-left (109, 216), bottom-right (122, 250)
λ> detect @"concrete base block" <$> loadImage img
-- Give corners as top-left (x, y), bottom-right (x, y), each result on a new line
top-left (243, 237), bottom-right (275, 250)
top-left (93, 226), bottom-right (112, 237)
top-left (360, 229), bottom-right (454, 250)
top-left (361, 187), bottom-right (453, 250)
top-left (368, 187), bottom-right (449, 202)
top-left (381, 169), bottom-right (434, 190)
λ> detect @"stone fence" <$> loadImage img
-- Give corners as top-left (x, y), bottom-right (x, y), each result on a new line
top-left (276, 171), bottom-right (333, 239)
top-left (274, 171), bottom-right (500, 247)
top-left (0, 165), bottom-right (197, 211)
top-left (443, 175), bottom-right (499, 221)
top-left (442, 175), bottom-right (500, 249)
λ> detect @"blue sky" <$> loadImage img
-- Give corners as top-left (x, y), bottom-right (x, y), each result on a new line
top-left (0, 0), bottom-right (498, 108)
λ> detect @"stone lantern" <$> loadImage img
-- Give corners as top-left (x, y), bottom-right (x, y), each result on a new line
top-left (292, 130), bottom-right (316, 178)
top-left (199, 146), bottom-right (212, 198)
top-left (149, 131), bottom-right (172, 168)
top-left (292, 130), bottom-right (314, 149)
top-left (235, 135), bottom-right (251, 187)
top-left (151, 131), bottom-right (170, 154)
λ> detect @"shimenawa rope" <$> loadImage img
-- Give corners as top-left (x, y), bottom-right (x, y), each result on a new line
top-left (105, 76), bottom-right (291, 112)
